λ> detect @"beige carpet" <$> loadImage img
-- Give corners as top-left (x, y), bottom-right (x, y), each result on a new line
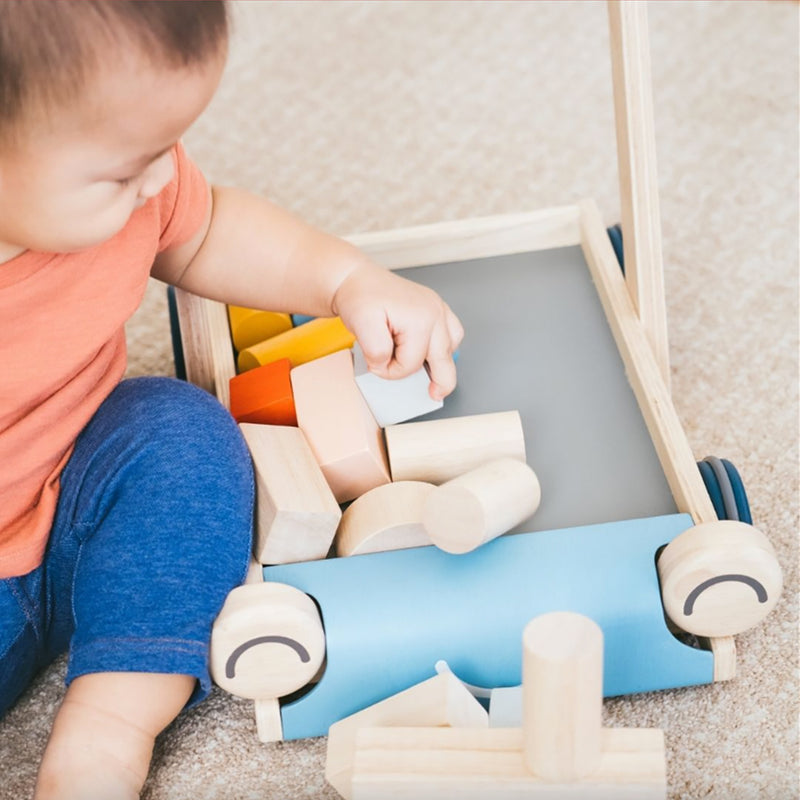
top-left (1, 2), bottom-right (797, 798)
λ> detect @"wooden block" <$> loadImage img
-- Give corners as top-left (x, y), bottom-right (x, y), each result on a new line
top-left (349, 726), bottom-right (666, 799)
top-left (326, 671), bottom-right (489, 800)
top-left (291, 349), bottom-right (391, 503)
top-left (336, 481), bottom-right (435, 556)
top-left (238, 316), bottom-right (355, 372)
top-left (384, 410), bottom-right (525, 483)
top-left (422, 458), bottom-right (540, 554)
top-left (229, 358), bottom-right (297, 426)
top-left (227, 305), bottom-right (293, 352)
top-left (342, 612), bottom-right (665, 800)
top-left (657, 520), bottom-right (783, 637)
top-left (352, 342), bottom-right (443, 427)
top-left (522, 612), bottom-right (603, 781)
top-left (240, 424), bottom-right (341, 564)
top-left (210, 582), bottom-right (325, 701)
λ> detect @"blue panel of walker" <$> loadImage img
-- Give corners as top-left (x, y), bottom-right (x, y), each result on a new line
top-left (263, 513), bottom-right (713, 741)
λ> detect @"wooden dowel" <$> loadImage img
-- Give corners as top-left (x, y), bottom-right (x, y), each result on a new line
top-left (522, 612), bottom-right (604, 782)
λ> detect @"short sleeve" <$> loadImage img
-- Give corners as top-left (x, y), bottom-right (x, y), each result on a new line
top-left (156, 142), bottom-right (210, 253)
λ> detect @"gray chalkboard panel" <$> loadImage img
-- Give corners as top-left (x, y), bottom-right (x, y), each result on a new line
top-left (397, 246), bottom-right (677, 533)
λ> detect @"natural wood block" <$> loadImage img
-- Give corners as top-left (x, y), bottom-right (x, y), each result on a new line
top-left (336, 481), bottom-right (435, 556)
top-left (240, 424), bottom-right (341, 565)
top-left (657, 520), bottom-right (783, 637)
top-left (523, 612), bottom-right (604, 781)
top-left (422, 458), bottom-right (540, 554)
top-left (291, 349), bottom-right (391, 503)
top-left (384, 410), bottom-right (525, 483)
top-left (237, 316), bottom-right (355, 372)
top-left (229, 358), bottom-right (297, 426)
top-left (326, 671), bottom-right (489, 800)
top-left (352, 342), bottom-right (443, 427)
top-left (227, 305), bottom-right (293, 352)
top-left (210, 582), bottom-right (325, 701)
top-left (349, 726), bottom-right (666, 799)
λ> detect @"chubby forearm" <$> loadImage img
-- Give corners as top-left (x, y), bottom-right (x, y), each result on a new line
top-left (153, 183), bottom-right (464, 398)
top-left (164, 184), bottom-right (372, 316)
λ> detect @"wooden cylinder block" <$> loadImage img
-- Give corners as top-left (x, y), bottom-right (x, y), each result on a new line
top-left (422, 458), bottom-right (541, 554)
top-left (237, 316), bottom-right (355, 373)
top-left (210, 582), bottom-right (325, 701)
top-left (657, 520), bottom-right (783, 637)
top-left (228, 305), bottom-right (293, 352)
top-left (384, 410), bottom-right (525, 484)
top-left (522, 612), bottom-right (604, 782)
top-left (336, 481), bottom-right (435, 556)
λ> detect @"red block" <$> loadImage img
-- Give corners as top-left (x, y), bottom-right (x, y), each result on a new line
top-left (229, 358), bottom-right (297, 426)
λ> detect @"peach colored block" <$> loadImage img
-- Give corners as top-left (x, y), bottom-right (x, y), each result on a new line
top-left (291, 350), bottom-right (390, 503)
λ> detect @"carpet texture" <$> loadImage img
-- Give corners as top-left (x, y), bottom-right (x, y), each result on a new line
top-left (1, 2), bottom-right (797, 798)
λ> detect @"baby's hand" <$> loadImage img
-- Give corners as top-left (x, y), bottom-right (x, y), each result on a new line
top-left (331, 263), bottom-right (464, 401)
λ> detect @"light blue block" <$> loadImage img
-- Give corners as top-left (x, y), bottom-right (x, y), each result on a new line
top-left (263, 513), bottom-right (713, 741)
top-left (290, 313), bottom-right (315, 327)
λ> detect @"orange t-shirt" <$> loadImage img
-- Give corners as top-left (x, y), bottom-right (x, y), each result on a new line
top-left (0, 143), bottom-right (209, 578)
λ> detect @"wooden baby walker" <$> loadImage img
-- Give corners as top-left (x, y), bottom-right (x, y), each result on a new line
top-left (168, 3), bottom-right (783, 797)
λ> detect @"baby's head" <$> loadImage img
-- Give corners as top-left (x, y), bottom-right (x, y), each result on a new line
top-left (0, 0), bottom-right (228, 260)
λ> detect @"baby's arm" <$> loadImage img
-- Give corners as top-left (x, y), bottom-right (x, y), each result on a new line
top-left (151, 186), bottom-right (463, 399)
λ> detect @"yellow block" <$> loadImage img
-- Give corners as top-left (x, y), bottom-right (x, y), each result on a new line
top-left (227, 306), bottom-right (293, 352)
top-left (238, 316), bottom-right (355, 372)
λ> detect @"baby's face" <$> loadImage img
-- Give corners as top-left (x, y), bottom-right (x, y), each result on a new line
top-left (0, 49), bottom-right (225, 261)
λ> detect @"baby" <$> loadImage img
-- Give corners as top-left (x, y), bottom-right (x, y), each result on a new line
top-left (0, 2), bottom-right (462, 798)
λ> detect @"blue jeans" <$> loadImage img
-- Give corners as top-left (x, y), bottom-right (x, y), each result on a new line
top-left (0, 377), bottom-right (254, 718)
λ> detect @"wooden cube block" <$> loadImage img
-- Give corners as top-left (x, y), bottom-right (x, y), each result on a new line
top-left (291, 349), bottom-right (390, 503)
top-left (229, 358), bottom-right (297, 426)
top-left (240, 423), bottom-right (342, 564)
top-left (351, 343), bottom-right (443, 427)
top-left (227, 305), bottom-right (293, 351)
top-left (238, 316), bottom-right (355, 372)
top-left (326, 671), bottom-right (489, 800)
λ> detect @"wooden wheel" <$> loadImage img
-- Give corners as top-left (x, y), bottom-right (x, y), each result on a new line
top-left (658, 521), bottom-right (783, 637)
top-left (210, 582), bottom-right (325, 700)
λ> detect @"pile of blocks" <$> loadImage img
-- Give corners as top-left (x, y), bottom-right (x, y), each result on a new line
top-left (226, 305), bottom-right (542, 566)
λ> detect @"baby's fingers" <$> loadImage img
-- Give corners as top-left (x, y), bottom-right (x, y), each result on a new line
top-left (425, 323), bottom-right (459, 400)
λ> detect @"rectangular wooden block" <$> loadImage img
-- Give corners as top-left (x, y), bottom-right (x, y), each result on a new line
top-left (227, 305), bottom-right (293, 352)
top-left (238, 316), bottom-right (355, 372)
top-left (239, 423), bottom-right (341, 564)
top-left (326, 672), bottom-right (489, 800)
top-left (349, 726), bottom-right (666, 800)
top-left (352, 342), bottom-right (442, 427)
top-left (291, 349), bottom-right (390, 503)
top-left (229, 358), bottom-right (296, 426)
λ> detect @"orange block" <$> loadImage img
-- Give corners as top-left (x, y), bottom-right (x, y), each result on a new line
top-left (229, 358), bottom-right (297, 426)
top-left (227, 306), bottom-right (293, 352)
top-left (291, 349), bottom-right (390, 503)
top-left (238, 316), bottom-right (355, 373)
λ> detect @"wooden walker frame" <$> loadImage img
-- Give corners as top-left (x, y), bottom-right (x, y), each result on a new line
top-left (171, 2), bottom-right (782, 751)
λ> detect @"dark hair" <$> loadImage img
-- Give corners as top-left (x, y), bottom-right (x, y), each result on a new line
top-left (0, 0), bottom-right (228, 143)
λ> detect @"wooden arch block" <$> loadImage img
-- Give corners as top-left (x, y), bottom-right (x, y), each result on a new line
top-left (229, 358), bottom-right (296, 426)
top-left (240, 424), bottom-right (342, 564)
top-left (291, 349), bottom-right (390, 503)
top-left (238, 316), bottom-right (355, 372)
top-left (336, 481), bottom-right (435, 556)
